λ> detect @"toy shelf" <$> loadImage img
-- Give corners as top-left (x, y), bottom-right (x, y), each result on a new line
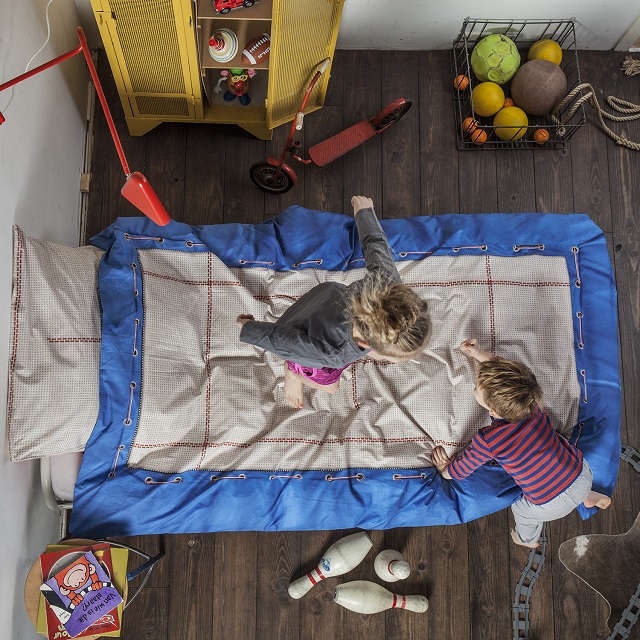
top-left (451, 17), bottom-right (586, 150)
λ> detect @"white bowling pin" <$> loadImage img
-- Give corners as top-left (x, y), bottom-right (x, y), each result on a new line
top-left (288, 532), bottom-right (373, 599)
top-left (374, 549), bottom-right (411, 582)
top-left (334, 580), bottom-right (428, 614)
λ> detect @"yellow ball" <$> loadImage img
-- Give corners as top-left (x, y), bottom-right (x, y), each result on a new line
top-left (493, 106), bottom-right (529, 141)
top-left (528, 39), bottom-right (563, 65)
top-left (471, 82), bottom-right (505, 117)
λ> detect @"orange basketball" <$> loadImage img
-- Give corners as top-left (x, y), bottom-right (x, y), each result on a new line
top-left (471, 128), bottom-right (487, 145)
top-left (462, 117), bottom-right (479, 134)
top-left (533, 128), bottom-right (550, 145)
top-left (503, 97), bottom-right (515, 107)
top-left (454, 74), bottom-right (470, 91)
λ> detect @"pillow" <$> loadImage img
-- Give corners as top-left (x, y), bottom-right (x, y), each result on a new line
top-left (7, 226), bottom-right (103, 461)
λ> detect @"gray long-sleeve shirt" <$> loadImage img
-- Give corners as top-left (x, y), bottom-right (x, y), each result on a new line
top-left (239, 207), bottom-right (401, 368)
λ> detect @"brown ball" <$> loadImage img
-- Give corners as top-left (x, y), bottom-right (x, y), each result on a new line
top-left (511, 60), bottom-right (567, 116)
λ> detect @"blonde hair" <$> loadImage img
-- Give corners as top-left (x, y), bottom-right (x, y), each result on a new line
top-left (349, 275), bottom-right (431, 358)
top-left (477, 358), bottom-right (543, 423)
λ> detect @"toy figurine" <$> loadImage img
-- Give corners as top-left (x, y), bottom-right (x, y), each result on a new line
top-left (213, 68), bottom-right (256, 106)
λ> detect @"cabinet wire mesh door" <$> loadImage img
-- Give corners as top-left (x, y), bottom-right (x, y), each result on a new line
top-left (451, 17), bottom-right (586, 150)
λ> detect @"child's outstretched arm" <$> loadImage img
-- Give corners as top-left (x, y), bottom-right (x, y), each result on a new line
top-left (460, 339), bottom-right (494, 363)
top-left (431, 446), bottom-right (453, 480)
top-left (350, 195), bottom-right (401, 285)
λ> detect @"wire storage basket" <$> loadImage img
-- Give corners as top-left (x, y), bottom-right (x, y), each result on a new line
top-left (451, 18), bottom-right (586, 150)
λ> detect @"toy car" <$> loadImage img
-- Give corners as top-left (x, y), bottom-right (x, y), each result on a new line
top-left (213, 0), bottom-right (258, 14)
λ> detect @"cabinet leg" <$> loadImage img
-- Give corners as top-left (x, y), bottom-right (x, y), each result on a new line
top-left (125, 117), bottom-right (164, 137)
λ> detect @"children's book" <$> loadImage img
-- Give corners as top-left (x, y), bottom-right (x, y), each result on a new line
top-left (37, 543), bottom-right (127, 639)
top-left (40, 548), bottom-right (123, 638)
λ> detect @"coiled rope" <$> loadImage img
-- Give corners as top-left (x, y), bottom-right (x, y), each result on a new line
top-left (550, 57), bottom-right (640, 150)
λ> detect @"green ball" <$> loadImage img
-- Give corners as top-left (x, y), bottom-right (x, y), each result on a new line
top-left (471, 34), bottom-right (521, 85)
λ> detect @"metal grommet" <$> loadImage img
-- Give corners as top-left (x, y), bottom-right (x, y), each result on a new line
top-left (144, 477), bottom-right (153, 484)
top-left (356, 473), bottom-right (364, 481)
top-left (210, 475), bottom-right (218, 482)
top-left (107, 472), bottom-right (116, 479)
top-left (325, 474), bottom-right (333, 482)
top-left (392, 474), bottom-right (400, 480)
top-left (156, 237), bottom-right (164, 244)
top-left (186, 240), bottom-right (194, 247)
top-left (124, 419), bottom-right (132, 426)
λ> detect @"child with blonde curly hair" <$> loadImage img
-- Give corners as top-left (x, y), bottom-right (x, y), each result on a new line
top-left (431, 339), bottom-right (611, 548)
top-left (237, 196), bottom-right (432, 408)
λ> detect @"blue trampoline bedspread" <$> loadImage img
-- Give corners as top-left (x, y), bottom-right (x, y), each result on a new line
top-left (69, 209), bottom-right (620, 537)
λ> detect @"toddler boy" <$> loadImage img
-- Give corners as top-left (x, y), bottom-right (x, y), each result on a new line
top-left (431, 339), bottom-right (611, 548)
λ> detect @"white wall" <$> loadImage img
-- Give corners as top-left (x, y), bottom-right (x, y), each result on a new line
top-left (337, 0), bottom-right (640, 50)
top-left (0, 0), bottom-right (88, 637)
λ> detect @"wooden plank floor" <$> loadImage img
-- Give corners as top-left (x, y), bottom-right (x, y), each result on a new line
top-left (85, 50), bottom-right (640, 640)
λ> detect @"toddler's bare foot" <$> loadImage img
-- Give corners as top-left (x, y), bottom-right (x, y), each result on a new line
top-left (283, 364), bottom-right (304, 409)
top-left (583, 491), bottom-right (611, 509)
top-left (510, 528), bottom-right (540, 548)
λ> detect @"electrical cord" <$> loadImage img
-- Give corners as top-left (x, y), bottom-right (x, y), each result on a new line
top-left (2, 0), bottom-right (58, 114)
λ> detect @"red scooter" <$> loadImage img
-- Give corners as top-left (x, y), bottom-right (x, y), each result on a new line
top-left (250, 58), bottom-right (412, 194)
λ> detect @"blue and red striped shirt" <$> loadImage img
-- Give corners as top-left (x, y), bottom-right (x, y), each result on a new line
top-left (448, 407), bottom-right (583, 504)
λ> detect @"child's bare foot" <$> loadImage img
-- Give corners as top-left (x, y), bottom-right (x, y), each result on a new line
top-left (283, 364), bottom-right (304, 409)
top-left (583, 491), bottom-right (611, 509)
top-left (510, 528), bottom-right (540, 548)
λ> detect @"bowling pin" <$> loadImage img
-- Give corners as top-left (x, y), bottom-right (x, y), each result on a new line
top-left (374, 549), bottom-right (411, 582)
top-left (288, 532), bottom-right (373, 599)
top-left (334, 580), bottom-right (428, 614)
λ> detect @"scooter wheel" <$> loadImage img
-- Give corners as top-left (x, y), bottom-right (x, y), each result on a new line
top-left (370, 99), bottom-right (412, 132)
top-left (249, 162), bottom-right (295, 194)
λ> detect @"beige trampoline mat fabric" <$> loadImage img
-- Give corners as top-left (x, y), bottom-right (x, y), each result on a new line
top-left (131, 249), bottom-right (580, 473)
top-left (7, 227), bottom-right (103, 461)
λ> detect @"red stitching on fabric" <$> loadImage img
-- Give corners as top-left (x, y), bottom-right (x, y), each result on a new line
top-left (254, 294), bottom-right (302, 301)
top-left (132, 435), bottom-right (435, 450)
top-left (197, 254), bottom-right (214, 470)
top-left (141, 269), bottom-right (242, 287)
top-left (408, 280), bottom-right (570, 288)
top-left (351, 363), bottom-right (360, 409)
top-left (486, 255), bottom-right (496, 355)
top-left (46, 337), bottom-right (101, 343)
top-left (7, 230), bottom-right (24, 456)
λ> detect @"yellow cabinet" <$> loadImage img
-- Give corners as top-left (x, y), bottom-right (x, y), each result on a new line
top-left (91, 0), bottom-right (345, 139)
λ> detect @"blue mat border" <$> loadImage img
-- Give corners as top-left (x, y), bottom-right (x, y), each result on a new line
top-left (70, 209), bottom-right (620, 537)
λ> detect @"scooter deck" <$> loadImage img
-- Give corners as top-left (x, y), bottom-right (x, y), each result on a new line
top-left (308, 119), bottom-right (376, 167)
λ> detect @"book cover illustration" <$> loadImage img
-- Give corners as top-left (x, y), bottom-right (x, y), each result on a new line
top-left (38, 543), bottom-right (124, 639)
top-left (40, 550), bottom-right (123, 638)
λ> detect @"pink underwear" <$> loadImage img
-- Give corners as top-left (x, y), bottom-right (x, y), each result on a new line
top-left (286, 361), bottom-right (349, 386)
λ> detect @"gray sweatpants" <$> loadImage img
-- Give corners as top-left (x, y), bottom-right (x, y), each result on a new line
top-left (511, 460), bottom-right (593, 544)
